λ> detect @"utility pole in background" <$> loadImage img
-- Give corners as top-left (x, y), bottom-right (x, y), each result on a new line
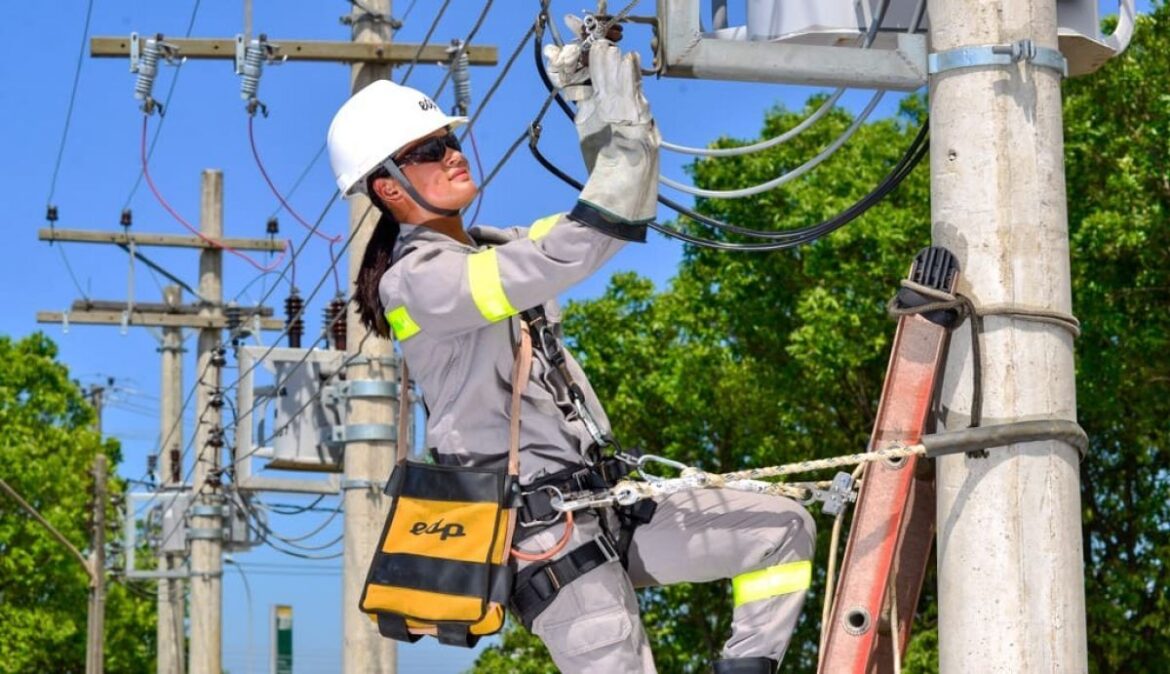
top-left (158, 284), bottom-right (186, 674)
top-left (81, 11), bottom-right (497, 672)
top-left (87, 384), bottom-right (105, 434)
top-left (929, 0), bottom-right (1087, 669)
top-left (342, 0), bottom-right (398, 671)
top-left (86, 454), bottom-right (108, 674)
top-left (189, 170), bottom-right (225, 674)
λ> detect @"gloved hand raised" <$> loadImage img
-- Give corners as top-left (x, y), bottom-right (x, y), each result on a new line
top-left (542, 16), bottom-right (592, 102)
top-left (573, 39), bottom-right (660, 232)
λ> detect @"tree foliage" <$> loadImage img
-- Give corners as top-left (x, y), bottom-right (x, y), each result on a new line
top-left (471, 6), bottom-right (1168, 672)
top-left (1064, 5), bottom-right (1170, 670)
top-left (0, 333), bottom-right (155, 673)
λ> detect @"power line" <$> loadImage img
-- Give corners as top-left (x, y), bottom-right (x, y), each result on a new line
top-left (528, 17), bottom-right (931, 250)
top-left (399, 0), bottom-right (451, 84)
top-left (46, 0), bottom-right (95, 206)
top-left (458, 20), bottom-right (537, 141)
top-left (431, 0), bottom-right (495, 100)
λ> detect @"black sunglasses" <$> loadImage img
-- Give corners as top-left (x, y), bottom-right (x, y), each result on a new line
top-left (395, 132), bottom-right (462, 167)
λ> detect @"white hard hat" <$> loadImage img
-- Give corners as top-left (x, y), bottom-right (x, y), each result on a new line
top-left (327, 80), bottom-right (467, 197)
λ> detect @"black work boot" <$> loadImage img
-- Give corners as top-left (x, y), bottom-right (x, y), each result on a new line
top-left (713, 657), bottom-right (778, 674)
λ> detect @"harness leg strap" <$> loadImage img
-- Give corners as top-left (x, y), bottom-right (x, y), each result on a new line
top-left (510, 535), bottom-right (619, 629)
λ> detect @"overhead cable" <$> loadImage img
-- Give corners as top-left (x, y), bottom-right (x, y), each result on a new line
top-left (46, 0), bottom-right (95, 207)
top-left (247, 115), bottom-right (343, 295)
top-left (399, 0), bottom-right (451, 84)
top-left (657, 0), bottom-right (918, 199)
top-left (218, 201), bottom-right (363, 401)
top-left (458, 21), bottom-right (538, 141)
top-left (657, 0), bottom-right (892, 158)
top-left (43, 0), bottom-right (96, 301)
top-left (530, 4), bottom-right (929, 249)
top-left (431, 0), bottom-right (494, 100)
top-left (528, 104), bottom-right (929, 251)
top-left (139, 116), bottom-right (284, 273)
top-left (658, 92), bottom-right (886, 199)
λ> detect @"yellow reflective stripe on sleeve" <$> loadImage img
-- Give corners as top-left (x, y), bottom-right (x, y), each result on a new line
top-left (385, 306), bottom-right (421, 341)
top-left (732, 560), bottom-right (812, 608)
top-left (467, 249), bottom-right (518, 323)
top-left (527, 213), bottom-right (562, 241)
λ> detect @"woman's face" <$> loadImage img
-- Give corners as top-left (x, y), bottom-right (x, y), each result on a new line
top-left (396, 128), bottom-right (478, 212)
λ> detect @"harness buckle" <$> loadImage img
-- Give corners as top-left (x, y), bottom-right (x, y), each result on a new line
top-left (594, 534), bottom-right (619, 564)
top-left (518, 485), bottom-right (567, 528)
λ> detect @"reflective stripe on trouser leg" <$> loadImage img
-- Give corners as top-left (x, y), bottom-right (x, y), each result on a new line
top-left (732, 560), bottom-right (812, 607)
top-left (467, 249), bottom-right (518, 322)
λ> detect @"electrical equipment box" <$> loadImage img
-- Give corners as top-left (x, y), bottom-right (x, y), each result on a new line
top-left (657, 0), bottom-right (1134, 88)
top-left (123, 490), bottom-right (192, 579)
top-left (157, 491), bottom-right (190, 554)
top-left (234, 346), bottom-right (352, 495)
top-left (224, 492), bottom-right (263, 552)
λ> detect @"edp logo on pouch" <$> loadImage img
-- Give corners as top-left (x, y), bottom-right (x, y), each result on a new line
top-left (410, 519), bottom-right (466, 541)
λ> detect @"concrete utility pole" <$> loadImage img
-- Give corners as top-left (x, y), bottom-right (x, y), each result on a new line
top-left (158, 284), bottom-right (186, 674)
top-left (189, 170), bottom-right (225, 674)
top-left (86, 454), bottom-right (108, 674)
top-left (929, 0), bottom-right (1086, 670)
top-left (343, 0), bottom-right (398, 671)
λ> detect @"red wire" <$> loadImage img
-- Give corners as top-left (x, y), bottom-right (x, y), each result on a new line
top-left (248, 116), bottom-right (343, 296)
top-left (140, 116), bottom-right (285, 273)
top-left (510, 510), bottom-right (574, 562)
top-left (466, 128), bottom-right (486, 228)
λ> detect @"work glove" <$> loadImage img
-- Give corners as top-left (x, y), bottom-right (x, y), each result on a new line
top-left (574, 39), bottom-right (660, 226)
top-left (542, 16), bottom-right (592, 102)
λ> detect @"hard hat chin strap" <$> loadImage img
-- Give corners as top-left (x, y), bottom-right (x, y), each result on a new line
top-left (380, 160), bottom-right (461, 218)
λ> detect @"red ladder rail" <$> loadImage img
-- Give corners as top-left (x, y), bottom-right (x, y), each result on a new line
top-left (818, 247), bottom-right (960, 674)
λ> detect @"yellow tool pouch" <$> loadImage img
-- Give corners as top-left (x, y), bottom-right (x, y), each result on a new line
top-left (359, 323), bottom-right (532, 647)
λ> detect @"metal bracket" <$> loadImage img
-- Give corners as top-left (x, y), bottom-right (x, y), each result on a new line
top-left (186, 527), bottom-right (227, 541)
top-left (340, 478), bottom-right (387, 491)
top-left (928, 39), bottom-right (1068, 77)
top-left (344, 355), bottom-right (399, 368)
top-left (807, 472), bottom-right (858, 517)
top-left (324, 380), bottom-right (398, 405)
top-left (188, 505), bottom-right (226, 518)
top-left (331, 423), bottom-right (396, 444)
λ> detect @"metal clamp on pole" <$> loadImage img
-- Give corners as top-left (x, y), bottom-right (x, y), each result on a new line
top-left (186, 527), bottom-right (226, 541)
top-left (331, 423), bottom-right (396, 444)
top-left (928, 39), bottom-right (1068, 77)
top-left (340, 478), bottom-right (387, 491)
top-left (325, 380), bottom-right (399, 405)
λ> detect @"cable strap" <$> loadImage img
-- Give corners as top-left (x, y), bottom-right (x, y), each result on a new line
top-left (890, 280), bottom-right (1080, 338)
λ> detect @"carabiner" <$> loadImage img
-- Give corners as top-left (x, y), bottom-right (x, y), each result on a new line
top-left (636, 454), bottom-right (690, 482)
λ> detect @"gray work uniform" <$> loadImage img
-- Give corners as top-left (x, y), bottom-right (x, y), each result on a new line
top-left (379, 215), bottom-right (616, 484)
top-left (379, 217), bottom-right (814, 672)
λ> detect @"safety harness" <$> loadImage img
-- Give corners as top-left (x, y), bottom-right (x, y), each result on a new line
top-left (506, 304), bottom-right (657, 629)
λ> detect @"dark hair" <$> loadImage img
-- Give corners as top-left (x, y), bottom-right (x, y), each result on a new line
top-left (354, 170), bottom-right (400, 339)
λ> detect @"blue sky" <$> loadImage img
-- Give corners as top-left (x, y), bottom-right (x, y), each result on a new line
top-left (0, 1), bottom-right (1144, 672)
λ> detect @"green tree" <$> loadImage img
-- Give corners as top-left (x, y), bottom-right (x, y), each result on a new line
top-left (1064, 5), bottom-right (1170, 671)
top-left (0, 333), bottom-right (156, 673)
top-left (471, 5), bottom-right (1167, 672)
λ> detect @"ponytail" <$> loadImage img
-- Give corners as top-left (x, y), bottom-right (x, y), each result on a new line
top-left (354, 205), bottom-right (401, 340)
